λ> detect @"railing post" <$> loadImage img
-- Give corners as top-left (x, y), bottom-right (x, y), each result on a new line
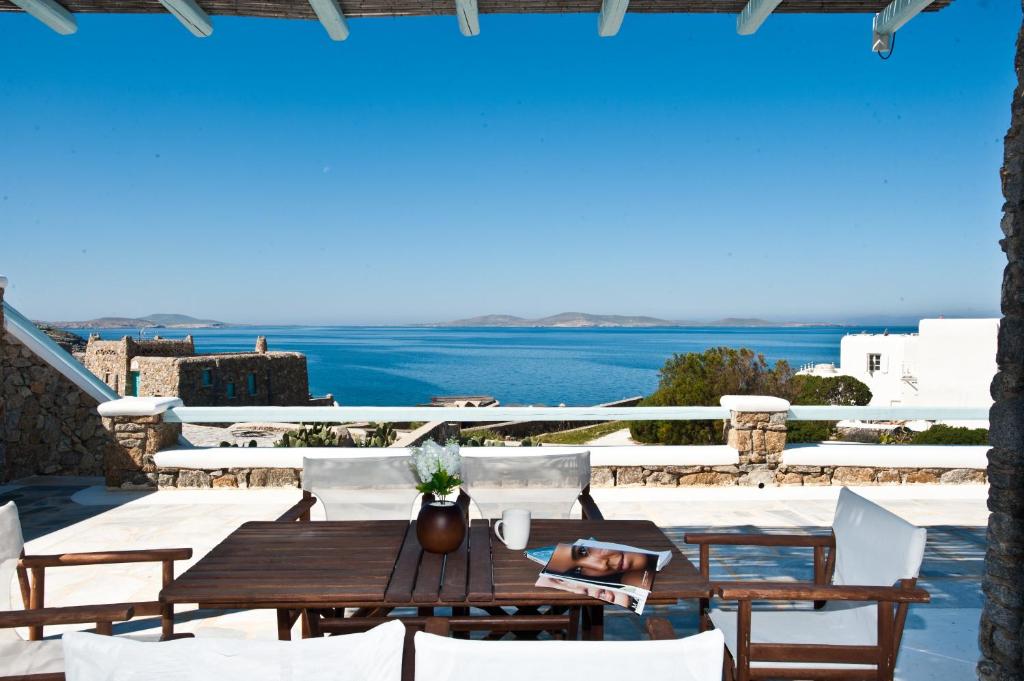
top-left (97, 397), bottom-right (183, 489)
top-left (721, 396), bottom-right (790, 487)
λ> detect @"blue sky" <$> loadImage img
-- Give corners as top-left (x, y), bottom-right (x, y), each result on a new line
top-left (0, 0), bottom-right (1018, 324)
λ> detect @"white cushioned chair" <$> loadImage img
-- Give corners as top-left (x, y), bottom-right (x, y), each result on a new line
top-left (0, 501), bottom-right (191, 681)
top-left (415, 617), bottom-right (724, 681)
top-left (686, 487), bottom-right (929, 681)
top-left (277, 450), bottom-right (422, 522)
top-left (62, 619), bottom-right (407, 681)
top-left (459, 448), bottom-right (601, 520)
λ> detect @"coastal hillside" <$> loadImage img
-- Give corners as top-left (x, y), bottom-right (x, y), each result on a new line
top-left (47, 313), bottom-right (229, 329)
top-left (432, 313), bottom-right (836, 328)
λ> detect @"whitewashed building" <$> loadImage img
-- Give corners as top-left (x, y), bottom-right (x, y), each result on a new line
top-left (799, 318), bottom-right (999, 409)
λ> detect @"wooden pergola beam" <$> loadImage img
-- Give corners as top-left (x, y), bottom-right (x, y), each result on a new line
top-left (158, 0), bottom-right (212, 36)
top-left (735, 0), bottom-right (782, 35)
top-left (8, 0), bottom-right (75, 33)
top-left (871, 0), bottom-right (937, 51)
top-left (308, 0), bottom-right (348, 39)
top-left (456, 0), bottom-right (479, 36)
top-left (598, 0), bottom-right (628, 37)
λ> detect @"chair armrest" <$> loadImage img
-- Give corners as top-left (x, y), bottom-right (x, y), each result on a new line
top-left (717, 581), bottom-right (930, 604)
top-left (423, 617), bottom-right (450, 636)
top-left (684, 532), bottom-right (834, 548)
top-left (21, 548), bottom-right (191, 568)
top-left (276, 494), bottom-right (317, 522)
top-left (578, 488), bottom-right (604, 521)
top-left (0, 604), bottom-right (134, 629)
top-left (645, 617), bottom-right (677, 640)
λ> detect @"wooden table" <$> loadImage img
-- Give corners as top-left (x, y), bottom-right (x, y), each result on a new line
top-left (161, 518), bottom-right (710, 640)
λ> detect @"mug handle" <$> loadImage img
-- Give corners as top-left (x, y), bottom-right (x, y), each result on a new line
top-left (494, 520), bottom-right (506, 546)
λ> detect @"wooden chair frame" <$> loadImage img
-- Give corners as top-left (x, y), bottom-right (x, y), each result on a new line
top-left (15, 547), bottom-right (192, 642)
top-left (0, 603), bottom-right (134, 681)
top-left (684, 531), bottom-right (929, 681)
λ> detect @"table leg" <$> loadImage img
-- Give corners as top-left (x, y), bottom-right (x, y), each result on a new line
top-left (276, 609), bottom-right (293, 641)
top-left (568, 606), bottom-right (582, 640)
top-left (583, 605), bottom-right (604, 641)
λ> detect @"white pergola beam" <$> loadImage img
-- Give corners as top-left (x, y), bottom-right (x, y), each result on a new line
top-left (872, 0), bottom-right (936, 51)
top-left (9, 0), bottom-right (76, 34)
top-left (158, 0), bottom-right (213, 37)
top-left (456, 0), bottom-right (479, 36)
top-left (309, 0), bottom-right (349, 40)
top-left (597, 0), bottom-right (628, 37)
top-left (736, 0), bottom-right (783, 35)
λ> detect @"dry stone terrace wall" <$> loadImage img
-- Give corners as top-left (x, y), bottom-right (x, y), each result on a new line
top-left (0, 286), bottom-right (116, 481)
top-left (979, 8), bottom-right (1024, 680)
top-left (157, 467), bottom-right (302, 489)
top-left (587, 464), bottom-right (987, 487)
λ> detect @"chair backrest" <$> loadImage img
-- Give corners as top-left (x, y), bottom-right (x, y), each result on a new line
top-left (414, 628), bottom-right (725, 681)
top-left (302, 450), bottom-right (420, 521)
top-left (459, 448), bottom-right (591, 520)
top-left (1, 502), bottom-right (25, 641)
top-left (830, 487), bottom-right (927, 588)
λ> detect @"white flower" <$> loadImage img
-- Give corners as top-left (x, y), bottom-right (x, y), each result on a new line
top-left (410, 439), bottom-right (461, 483)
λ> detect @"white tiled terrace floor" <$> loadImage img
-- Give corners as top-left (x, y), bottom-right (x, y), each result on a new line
top-left (1, 479), bottom-right (987, 681)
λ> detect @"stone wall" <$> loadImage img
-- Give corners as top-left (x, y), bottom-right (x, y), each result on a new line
top-left (157, 467), bottom-right (301, 489)
top-left (102, 414), bottom-right (181, 488)
top-left (589, 464), bottom-right (987, 487)
top-left (0, 299), bottom-right (116, 480)
top-left (979, 9), bottom-right (1024, 681)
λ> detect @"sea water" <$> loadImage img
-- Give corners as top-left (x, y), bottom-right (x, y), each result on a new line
top-left (75, 325), bottom-right (912, 406)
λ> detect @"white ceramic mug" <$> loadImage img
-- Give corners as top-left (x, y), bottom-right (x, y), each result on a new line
top-left (494, 508), bottom-right (531, 550)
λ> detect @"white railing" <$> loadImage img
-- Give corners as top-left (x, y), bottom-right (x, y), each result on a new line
top-left (163, 405), bottom-right (731, 423)
top-left (161, 404), bottom-right (990, 424)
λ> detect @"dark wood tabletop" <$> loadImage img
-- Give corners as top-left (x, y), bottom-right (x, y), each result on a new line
top-left (161, 518), bottom-right (709, 610)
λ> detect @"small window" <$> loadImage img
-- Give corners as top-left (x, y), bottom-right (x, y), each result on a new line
top-left (201, 368), bottom-right (213, 387)
top-left (104, 373), bottom-right (111, 386)
top-left (868, 353), bottom-right (882, 373)
top-left (247, 373), bottom-right (257, 396)
top-left (226, 382), bottom-right (236, 400)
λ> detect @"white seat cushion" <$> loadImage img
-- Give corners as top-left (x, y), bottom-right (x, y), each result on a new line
top-left (710, 606), bottom-right (876, 670)
top-left (0, 640), bottom-right (64, 676)
top-left (414, 628), bottom-right (725, 681)
top-left (63, 620), bottom-right (406, 681)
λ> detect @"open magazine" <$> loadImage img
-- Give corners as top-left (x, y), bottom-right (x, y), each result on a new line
top-left (526, 539), bottom-right (672, 615)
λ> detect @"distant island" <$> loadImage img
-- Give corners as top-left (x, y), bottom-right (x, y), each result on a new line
top-left (47, 313), bottom-right (230, 330)
top-left (426, 313), bottom-right (841, 328)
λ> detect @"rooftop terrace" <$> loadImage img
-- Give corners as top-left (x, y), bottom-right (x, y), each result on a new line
top-left (2, 478), bottom-right (986, 681)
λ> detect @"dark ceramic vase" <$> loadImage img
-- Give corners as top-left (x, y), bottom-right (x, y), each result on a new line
top-left (417, 501), bottom-right (466, 554)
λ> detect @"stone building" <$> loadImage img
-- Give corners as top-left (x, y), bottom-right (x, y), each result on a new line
top-left (83, 334), bottom-right (323, 407)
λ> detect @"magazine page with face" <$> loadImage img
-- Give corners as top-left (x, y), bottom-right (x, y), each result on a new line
top-left (535, 575), bottom-right (648, 614)
top-left (574, 538), bottom-right (672, 571)
top-left (541, 543), bottom-right (657, 590)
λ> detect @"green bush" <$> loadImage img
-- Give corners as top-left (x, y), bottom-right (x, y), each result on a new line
top-left (787, 374), bottom-right (873, 443)
top-left (629, 348), bottom-right (791, 445)
top-left (629, 351), bottom-right (873, 445)
top-left (786, 421), bottom-right (834, 443)
top-left (911, 425), bottom-right (989, 445)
